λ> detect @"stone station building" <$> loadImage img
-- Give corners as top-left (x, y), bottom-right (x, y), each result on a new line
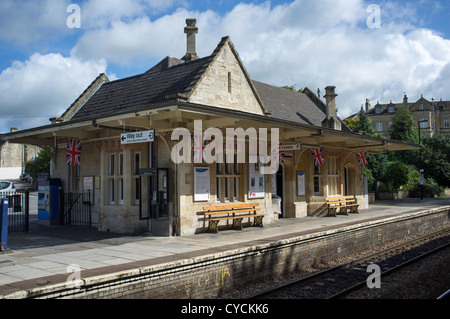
top-left (1, 19), bottom-right (418, 236)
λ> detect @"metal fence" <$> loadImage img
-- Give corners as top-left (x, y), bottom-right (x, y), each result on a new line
top-left (61, 190), bottom-right (92, 227)
top-left (2, 191), bottom-right (29, 232)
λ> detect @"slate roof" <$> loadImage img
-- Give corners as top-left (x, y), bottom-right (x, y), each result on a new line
top-left (252, 80), bottom-right (326, 127)
top-left (71, 55), bottom-right (213, 121)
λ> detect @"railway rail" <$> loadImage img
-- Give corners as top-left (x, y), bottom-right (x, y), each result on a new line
top-left (247, 228), bottom-right (450, 299)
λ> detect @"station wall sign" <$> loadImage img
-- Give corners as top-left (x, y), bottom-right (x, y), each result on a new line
top-left (279, 143), bottom-right (302, 151)
top-left (121, 130), bottom-right (155, 145)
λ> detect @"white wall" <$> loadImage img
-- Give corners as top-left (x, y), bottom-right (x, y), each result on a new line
top-left (0, 167), bottom-right (21, 180)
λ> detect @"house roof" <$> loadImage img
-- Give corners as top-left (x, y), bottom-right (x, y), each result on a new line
top-left (365, 96), bottom-right (450, 116)
top-left (71, 55), bottom-right (213, 121)
top-left (252, 81), bottom-right (325, 127)
top-left (69, 36), bottom-right (330, 128)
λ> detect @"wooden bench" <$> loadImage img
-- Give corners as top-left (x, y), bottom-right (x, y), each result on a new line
top-left (325, 195), bottom-right (359, 217)
top-left (202, 203), bottom-right (265, 233)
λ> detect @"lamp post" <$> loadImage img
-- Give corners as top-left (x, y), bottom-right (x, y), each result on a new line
top-left (418, 119), bottom-right (428, 200)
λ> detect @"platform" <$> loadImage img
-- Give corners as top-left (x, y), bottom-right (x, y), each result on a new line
top-left (0, 197), bottom-right (449, 298)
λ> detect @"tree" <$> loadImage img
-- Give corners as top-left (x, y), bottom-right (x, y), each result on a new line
top-left (281, 85), bottom-right (303, 93)
top-left (421, 133), bottom-right (450, 187)
top-left (389, 104), bottom-right (418, 143)
top-left (366, 152), bottom-right (388, 191)
top-left (388, 104), bottom-right (419, 165)
top-left (24, 146), bottom-right (52, 180)
top-left (344, 107), bottom-right (375, 135)
top-left (382, 161), bottom-right (410, 191)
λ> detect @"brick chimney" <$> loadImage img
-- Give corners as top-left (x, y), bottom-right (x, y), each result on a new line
top-left (182, 18), bottom-right (199, 62)
top-left (322, 86), bottom-right (341, 130)
top-left (365, 99), bottom-right (371, 112)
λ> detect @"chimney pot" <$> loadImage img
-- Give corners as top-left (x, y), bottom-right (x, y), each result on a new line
top-left (324, 86), bottom-right (337, 118)
top-left (322, 86), bottom-right (341, 130)
top-left (365, 99), bottom-right (370, 112)
top-left (182, 18), bottom-right (199, 62)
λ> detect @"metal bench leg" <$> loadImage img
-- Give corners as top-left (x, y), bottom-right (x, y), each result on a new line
top-left (232, 218), bottom-right (244, 230)
top-left (327, 207), bottom-right (337, 217)
top-left (208, 220), bottom-right (220, 233)
top-left (339, 206), bottom-right (349, 215)
top-left (350, 205), bottom-right (359, 214)
top-left (253, 216), bottom-right (264, 227)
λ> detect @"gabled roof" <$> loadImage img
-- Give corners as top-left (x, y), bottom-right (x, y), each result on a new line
top-left (71, 55), bottom-right (214, 121)
top-left (68, 36), bottom-right (328, 128)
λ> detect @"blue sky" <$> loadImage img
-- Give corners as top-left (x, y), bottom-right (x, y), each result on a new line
top-left (1, 0), bottom-right (450, 133)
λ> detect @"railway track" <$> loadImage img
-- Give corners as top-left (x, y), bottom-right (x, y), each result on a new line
top-left (247, 228), bottom-right (450, 299)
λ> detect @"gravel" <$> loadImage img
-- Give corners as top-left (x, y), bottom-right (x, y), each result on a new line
top-left (218, 230), bottom-right (450, 299)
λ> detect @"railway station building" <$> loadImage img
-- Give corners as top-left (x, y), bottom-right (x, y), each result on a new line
top-left (1, 19), bottom-right (418, 236)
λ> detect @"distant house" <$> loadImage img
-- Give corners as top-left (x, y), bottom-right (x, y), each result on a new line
top-left (0, 128), bottom-right (40, 180)
top-left (1, 19), bottom-right (418, 236)
top-left (363, 95), bottom-right (450, 137)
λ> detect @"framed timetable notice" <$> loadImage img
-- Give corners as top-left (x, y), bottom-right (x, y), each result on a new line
top-left (248, 162), bottom-right (265, 199)
top-left (297, 171), bottom-right (305, 196)
top-left (194, 167), bottom-right (210, 201)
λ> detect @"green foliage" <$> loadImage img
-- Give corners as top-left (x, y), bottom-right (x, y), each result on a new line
top-left (389, 104), bottom-right (418, 142)
top-left (410, 177), bottom-right (445, 198)
top-left (421, 133), bottom-right (450, 187)
top-left (281, 85), bottom-right (303, 93)
top-left (25, 146), bottom-right (51, 180)
top-left (381, 161), bottom-right (410, 191)
top-left (347, 102), bottom-right (449, 194)
top-left (345, 107), bottom-right (375, 135)
top-left (366, 152), bottom-right (388, 190)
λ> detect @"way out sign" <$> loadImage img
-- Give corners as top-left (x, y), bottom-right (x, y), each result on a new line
top-left (121, 130), bottom-right (155, 145)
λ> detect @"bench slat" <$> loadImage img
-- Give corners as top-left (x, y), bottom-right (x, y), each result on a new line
top-left (204, 208), bottom-right (260, 216)
top-left (203, 203), bottom-right (259, 211)
top-left (209, 215), bottom-right (266, 222)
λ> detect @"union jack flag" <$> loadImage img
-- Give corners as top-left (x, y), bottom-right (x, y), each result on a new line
top-left (279, 151), bottom-right (292, 163)
top-left (356, 151), bottom-right (368, 166)
top-left (311, 147), bottom-right (325, 166)
top-left (66, 138), bottom-right (82, 167)
top-left (193, 134), bottom-right (209, 163)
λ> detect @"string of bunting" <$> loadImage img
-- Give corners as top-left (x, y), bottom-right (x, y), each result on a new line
top-left (77, 134), bottom-right (369, 168)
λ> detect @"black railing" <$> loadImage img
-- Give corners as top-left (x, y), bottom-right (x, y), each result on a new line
top-left (2, 191), bottom-right (29, 232)
top-left (61, 190), bottom-right (92, 227)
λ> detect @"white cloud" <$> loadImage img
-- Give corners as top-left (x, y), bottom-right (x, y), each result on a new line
top-left (80, 0), bottom-right (185, 29)
top-left (71, 13), bottom-right (187, 65)
top-left (0, 0), bottom-right (72, 44)
top-left (0, 53), bottom-right (108, 132)
top-left (2, 0), bottom-right (450, 134)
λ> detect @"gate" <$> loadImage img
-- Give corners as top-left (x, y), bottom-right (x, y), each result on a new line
top-left (5, 191), bottom-right (29, 232)
top-left (61, 190), bottom-right (92, 227)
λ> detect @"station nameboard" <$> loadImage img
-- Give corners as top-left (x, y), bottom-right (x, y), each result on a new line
top-left (279, 143), bottom-right (302, 151)
top-left (121, 130), bottom-right (155, 144)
